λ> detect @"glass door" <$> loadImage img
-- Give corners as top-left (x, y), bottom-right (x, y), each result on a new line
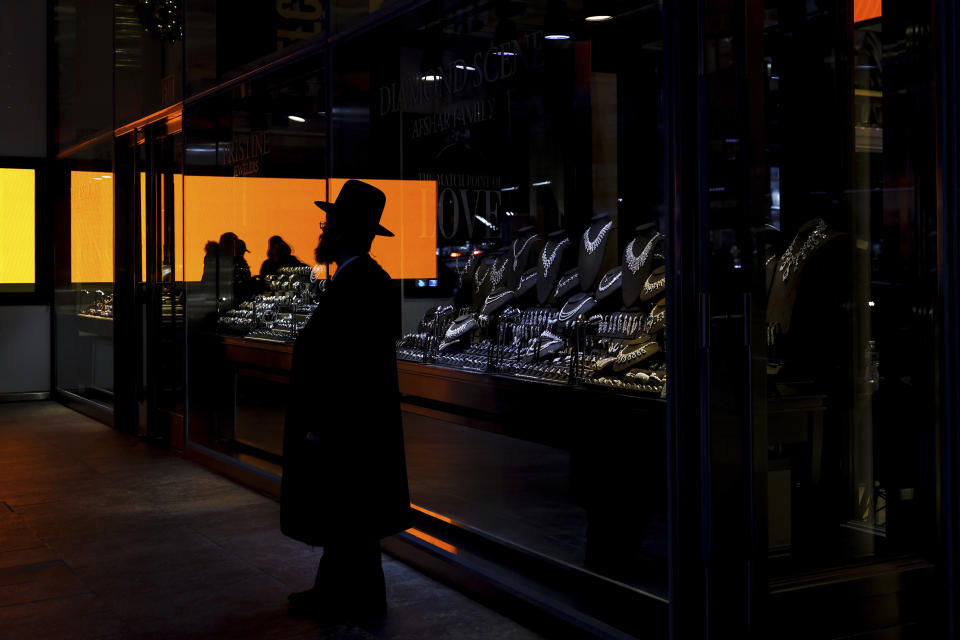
top-left (114, 114), bottom-right (185, 446)
top-left (693, 0), bottom-right (940, 636)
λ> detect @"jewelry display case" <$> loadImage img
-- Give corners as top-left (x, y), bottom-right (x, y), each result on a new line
top-left (77, 288), bottom-right (114, 320)
top-left (215, 266), bottom-right (325, 344)
top-left (397, 224), bottom-right (668, 397)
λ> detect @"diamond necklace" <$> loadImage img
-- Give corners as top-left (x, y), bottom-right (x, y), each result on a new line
top-left (484, 288), bottom-right (513, 306)
top-left (513, 236), bottom-right (537, 270)
top-left (555, 271), bottom-right (578, 292)
top-left (598, 268), bottom-right (622, 293)
top-left (626, 232), bottom-right (662, 274)
top-left (559, 295), bottom-right (595, 321)
top-left (583, 220), bottom-right (613, 255)
top-left (541, 238), bottom-right (570, 277)
top-left (778, 218), bottom-right (828, 283)
top-left (446, 316), bottom-right (478, 338)
top-left (489, 255), bottom-right (508, 287)
top-left (474, 265), bottom-right (489, 293)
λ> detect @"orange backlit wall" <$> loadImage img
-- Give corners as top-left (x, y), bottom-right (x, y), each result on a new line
top-left (329, 178), bottom-right (437, 280)
top-left (855, 0), bottom-right (881, 22)
top-left (71, 171), bottom-right (114, 283)
top-left (0, 168), bottom-right (35, 286)
top-left (183, 176), bottom-right (328, 282)
top-left (70, 174), bottom-right (438, 283)
top-left (183, 177), bottom-right (437, 281)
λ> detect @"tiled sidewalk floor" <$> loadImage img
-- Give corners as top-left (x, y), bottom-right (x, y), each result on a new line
top-left (0, 401), bottom-right (546, 640)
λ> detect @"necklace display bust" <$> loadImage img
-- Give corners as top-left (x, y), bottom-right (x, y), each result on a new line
top-left (579, 214), bottom-right (615, 291)
top-left (508, 226), bottom-right (540, 289)
top-left (596, 265), bottom-right (624, 301)
top-left (622, 223), bottom-right (662, 308)
top-left (472, 259), bottom-right (495, 309)
top-left (536, 231), bottom-right (572, 304)
top-left (552, 267), bottom-right (580, 302)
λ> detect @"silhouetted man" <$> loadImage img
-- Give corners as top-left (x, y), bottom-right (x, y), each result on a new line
top-left (281, 180), bottom-right (410, 621)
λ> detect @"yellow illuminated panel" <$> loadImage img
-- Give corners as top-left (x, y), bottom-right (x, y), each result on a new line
top-left (329, 178), bottom-right (438, 280)
top-left (0, 168), bottom-right (35, 287)
top-left (70, 171), bottom-right (114, 283)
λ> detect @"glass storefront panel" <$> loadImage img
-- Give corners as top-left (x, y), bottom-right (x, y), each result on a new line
top-left (181, 0), bottom-right (671, 616)
top-left (53, 0), bottom-right (113, 151)
top-left (330, 0), bottom-right (396, 32)
top-left (114, 0), bottom-right (184, 125)
top-left (54, 142), bottom-right (116, 407)
top-left (332, 0), bottom-right (670, 598)
top-left (699, 0), bottom-right (939, 631)
top-left (46, 1), bottom-right (959, 636)
top-left (185, 1), bottom-right (326, 95)
top-left (183, 58), bottom-right (329, 474)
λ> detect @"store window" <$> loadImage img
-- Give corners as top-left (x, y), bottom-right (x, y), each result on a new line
top-left (181, 3), bottom-right (669, 623)
top-left (333, 0), bottom-right (670, 611)
top-left (183, 59), bottom-right (332, 471)
top-left (53, 0), bottom-right (112, 152)
top-left (700, 0), bottom-right (939, 631)
top-left (185, 1), bottom-right (326, 95)
top-left (0, 168), bottom-right (36, 293)
top-left (330, 0), bottom-right (395, 32)
top-left (54, 142), bottom-right (116, 409)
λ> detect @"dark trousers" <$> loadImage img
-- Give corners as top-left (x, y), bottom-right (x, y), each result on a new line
top-left (315, 540), bottom-right (385, 605)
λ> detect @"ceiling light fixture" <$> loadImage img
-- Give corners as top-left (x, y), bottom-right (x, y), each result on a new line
top-left (288, 115), bottom-right (306, 123)
top-left (585, 15), bottom-right (613, 22)
top-left (544, 0), bottom-right (571, 41)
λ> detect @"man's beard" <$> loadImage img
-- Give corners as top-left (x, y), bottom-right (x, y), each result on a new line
top-left (314, 234), bottom-right (336, 265)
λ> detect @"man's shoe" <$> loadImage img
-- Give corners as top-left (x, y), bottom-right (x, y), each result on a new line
top-left (313, 597), bottom-right (387, 624)
top-left (288, 587), bottom-right (319, 605)
top-left (287, 589), bottom-right (323, 619)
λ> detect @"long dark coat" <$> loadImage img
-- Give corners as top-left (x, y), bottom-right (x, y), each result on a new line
top-left (281, 254), bottom-right (411, 545)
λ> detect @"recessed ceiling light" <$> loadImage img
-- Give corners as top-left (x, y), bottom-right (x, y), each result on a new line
top-left (585, 15), bottom-right (613, 22)
top-left (455, 64), bottom-right (477, 71)
top-left (544, 34), bottom-right (570, 40)
top-left (421, 74), bottom-right (443, 81)
top-left (532, 180), bottom-right (552, 187)
top-left (288, 115), bottom-right (306, 123)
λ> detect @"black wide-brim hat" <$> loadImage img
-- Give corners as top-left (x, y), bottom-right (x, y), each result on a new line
top-left (314, 179), bottom-right (394, 237)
